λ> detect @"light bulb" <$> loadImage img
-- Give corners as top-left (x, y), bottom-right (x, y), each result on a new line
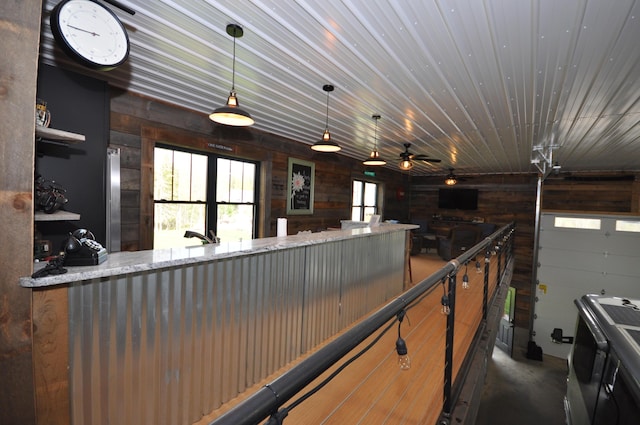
top-left (396, 337), bottom-right (411, 370)
top-left (441, 294), bottom-right (450, 315)
top-left (475, 260), bottom-right (482, 273)
top-left (462, 272), bottom-right (469, 289)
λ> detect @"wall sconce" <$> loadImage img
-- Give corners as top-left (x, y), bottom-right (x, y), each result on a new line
top-left (209, 24), bottom-right (254, 127)
top-left (311, 84), bottom-right (341, 152)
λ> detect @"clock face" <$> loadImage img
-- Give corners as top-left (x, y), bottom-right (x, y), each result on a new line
top-left (50, 0), bottom-right (130, 70)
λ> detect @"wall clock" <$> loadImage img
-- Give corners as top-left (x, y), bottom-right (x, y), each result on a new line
top-left (50, 0), bottom-right (130, 71)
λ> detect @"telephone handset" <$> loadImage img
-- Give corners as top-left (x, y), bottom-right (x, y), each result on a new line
top-left (63, 229), bottom-right (108, 266)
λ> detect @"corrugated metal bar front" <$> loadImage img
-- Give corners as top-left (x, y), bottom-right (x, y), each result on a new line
top-left (302, 230), bottom-right (405, 351)
top-left (67, 231), bottom-right (406, 425)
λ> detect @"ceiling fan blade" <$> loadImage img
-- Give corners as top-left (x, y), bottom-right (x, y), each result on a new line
top-left (413, 155), bottom-right (441, 163)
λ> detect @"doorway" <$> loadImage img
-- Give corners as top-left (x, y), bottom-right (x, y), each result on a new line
top-left (495, 286), bottom-right (515, 356)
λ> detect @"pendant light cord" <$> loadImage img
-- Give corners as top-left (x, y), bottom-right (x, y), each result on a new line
top-left (231, 34), bottom-right (237, 91)
top-left (373, 115), bottom-right (379, 150)
top-left (325, 91), bottom-right (330, 130)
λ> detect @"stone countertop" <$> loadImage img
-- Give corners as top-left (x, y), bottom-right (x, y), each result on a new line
top-left (21, 224), bottom-right (417, 288)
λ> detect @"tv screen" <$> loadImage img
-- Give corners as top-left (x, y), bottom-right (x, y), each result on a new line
top-left (438, 188), bottom-right (478, 210)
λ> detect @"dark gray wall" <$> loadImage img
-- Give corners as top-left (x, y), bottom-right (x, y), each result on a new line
top-left (36, 64), bottom-right (109, 251)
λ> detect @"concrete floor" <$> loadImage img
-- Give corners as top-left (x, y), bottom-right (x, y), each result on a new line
top-left (475, 329), bottom-right (568, 425)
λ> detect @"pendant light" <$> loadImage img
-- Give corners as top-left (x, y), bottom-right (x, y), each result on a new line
top-left (311, 84), bottom-right (341, 152)
top-left (363, 114), bottom-right (387, 166)
top-left (209, 24), bottom-right (254, 127)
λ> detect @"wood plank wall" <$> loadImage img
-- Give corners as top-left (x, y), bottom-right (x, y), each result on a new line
top-left (0, 2), bottom-right (42, 424)
top-left (410, 172), bottom-right (639, 328)
top-left (109, 90), bottom-right (408, 251)
top-left (109, 90), bottom-right (638, 333)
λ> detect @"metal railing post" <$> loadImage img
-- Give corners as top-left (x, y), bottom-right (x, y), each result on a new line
top-left (442, 270), bottom-right (457, 415)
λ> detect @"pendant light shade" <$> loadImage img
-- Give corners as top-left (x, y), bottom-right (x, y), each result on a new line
top-left (363, 114), bottom-right (387, 166)
top-left (311, 84), bottom-right (341, 152)
top-left (209, 24), bottom-right (254, 127)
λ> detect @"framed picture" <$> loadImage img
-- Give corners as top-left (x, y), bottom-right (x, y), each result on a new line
top-left (286, 157), bottom-right (315, 215)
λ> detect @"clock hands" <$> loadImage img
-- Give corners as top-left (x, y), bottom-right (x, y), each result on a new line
top-left (67, 24), bottom-right (100, 37)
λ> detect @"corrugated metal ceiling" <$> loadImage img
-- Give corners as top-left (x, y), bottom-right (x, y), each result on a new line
top-left (39, 0), bottom-right (640, 176)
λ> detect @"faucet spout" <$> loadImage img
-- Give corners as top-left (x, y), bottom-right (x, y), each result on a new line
top-left (184, 230), bottom-right (215, 244)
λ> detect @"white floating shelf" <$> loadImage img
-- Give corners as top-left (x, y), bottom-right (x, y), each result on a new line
top-left (36, 127), bottom-right (85, 144)
top-left (35, 210), bottom-right (81, 221)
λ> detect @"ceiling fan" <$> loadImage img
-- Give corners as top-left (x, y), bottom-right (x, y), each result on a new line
top-left (398, 143), bottom-right (441, 170)
top-left (443, 168), bottom-right (469, 185)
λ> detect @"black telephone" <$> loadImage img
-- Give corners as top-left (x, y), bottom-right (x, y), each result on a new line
top-left (63, 229), bottom-right (108, 266)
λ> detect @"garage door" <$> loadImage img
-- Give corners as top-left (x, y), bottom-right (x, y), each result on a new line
top-left (534, 212), bottom-right (640, 359)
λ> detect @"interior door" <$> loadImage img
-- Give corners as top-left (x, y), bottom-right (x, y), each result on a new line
top-left (495, 286), bottom-right (515, 355)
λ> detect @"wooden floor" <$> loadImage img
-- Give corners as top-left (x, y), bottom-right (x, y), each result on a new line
top-left (204, 252), bottom-right (500, 425)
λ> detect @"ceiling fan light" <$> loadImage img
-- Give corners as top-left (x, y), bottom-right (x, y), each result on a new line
top-left (363, 150), bottom-right (387, 166)
top-left (210, 91), bottom-right (254, 126)
top-left (399, 159), bottom-right (413, 170)
top-left (445, 176), bottom-right (457, 185)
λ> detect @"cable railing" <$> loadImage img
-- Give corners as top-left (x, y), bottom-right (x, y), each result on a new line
top-left (210, 223), bottom-right (516, 425)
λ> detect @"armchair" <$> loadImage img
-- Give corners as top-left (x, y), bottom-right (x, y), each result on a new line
top-left (437, 225), bottom-right (481, 261)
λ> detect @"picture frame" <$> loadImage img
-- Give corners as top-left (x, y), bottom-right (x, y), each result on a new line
top-left (286, 157), bottom-right (315, 215)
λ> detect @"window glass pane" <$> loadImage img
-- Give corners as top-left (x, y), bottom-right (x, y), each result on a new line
top-left (154, 148), bottom-right (174, 200)
top-left (363, 207), bottom-right (376, 222)
top-left (172, 150), bottom-right (192, 200)
top-left (191, 155), bottom-right (208, 201)
top-left (352, 181), bottom-right (363, 205)
top-left (229, 160), bottom-right (244, 203)
top-left (364, 182), bottom-right (377, 206)
top-left (242, 163), bottom-right (255, 202)
top-left (351, 207), bottom-right (362, 221)
top-left (554, 217), bottom-right (601, 230)
top-left (154, 203), bottom-right (206, 249)
top-left (615, 220), bottom-right (640, 233)
top-left (217, 204), bottom-right (254, 242)
top-left (216, 158), bottom-right (231, 202)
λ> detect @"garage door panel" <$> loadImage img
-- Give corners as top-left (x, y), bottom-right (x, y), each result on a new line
top-left (534, 212), bottom-right (640, 359)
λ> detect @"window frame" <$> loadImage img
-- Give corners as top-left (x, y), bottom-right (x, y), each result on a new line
top-left (153, 143), bottom-right (260, 247)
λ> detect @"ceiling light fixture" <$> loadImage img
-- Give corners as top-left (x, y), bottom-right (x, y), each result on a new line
top-left (444, 169), bottom-right (457, 186)
top-left (311, 84), bottom-right (341, 152)
top-left (399, 159), bottom-right (413, 171)
top-left (209, 24), bottom-right (254, 127)
top-left (363, 114), bottom-right (386, 166)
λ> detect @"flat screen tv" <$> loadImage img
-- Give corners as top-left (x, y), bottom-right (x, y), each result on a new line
top-left (438, 188), bottom-right (478, 210)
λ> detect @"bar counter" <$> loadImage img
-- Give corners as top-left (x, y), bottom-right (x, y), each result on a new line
top-left (22, 223), bottom-right (414, 425)
top-left (21, 224), bottom-right (416, 288)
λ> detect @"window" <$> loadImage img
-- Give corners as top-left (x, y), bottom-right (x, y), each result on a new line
top-left (615, 220), bottom-right (640, 233)
top-left (154, 148), bottom-right (208, 248)
top-left (215, 158), bottom-right (256, 243)
top-left (153, 146), bottom-right (258, 248)
top-left (351, 180), bottom-right (380, 222)
top-left (554, 217), bottom-right (601, 230)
